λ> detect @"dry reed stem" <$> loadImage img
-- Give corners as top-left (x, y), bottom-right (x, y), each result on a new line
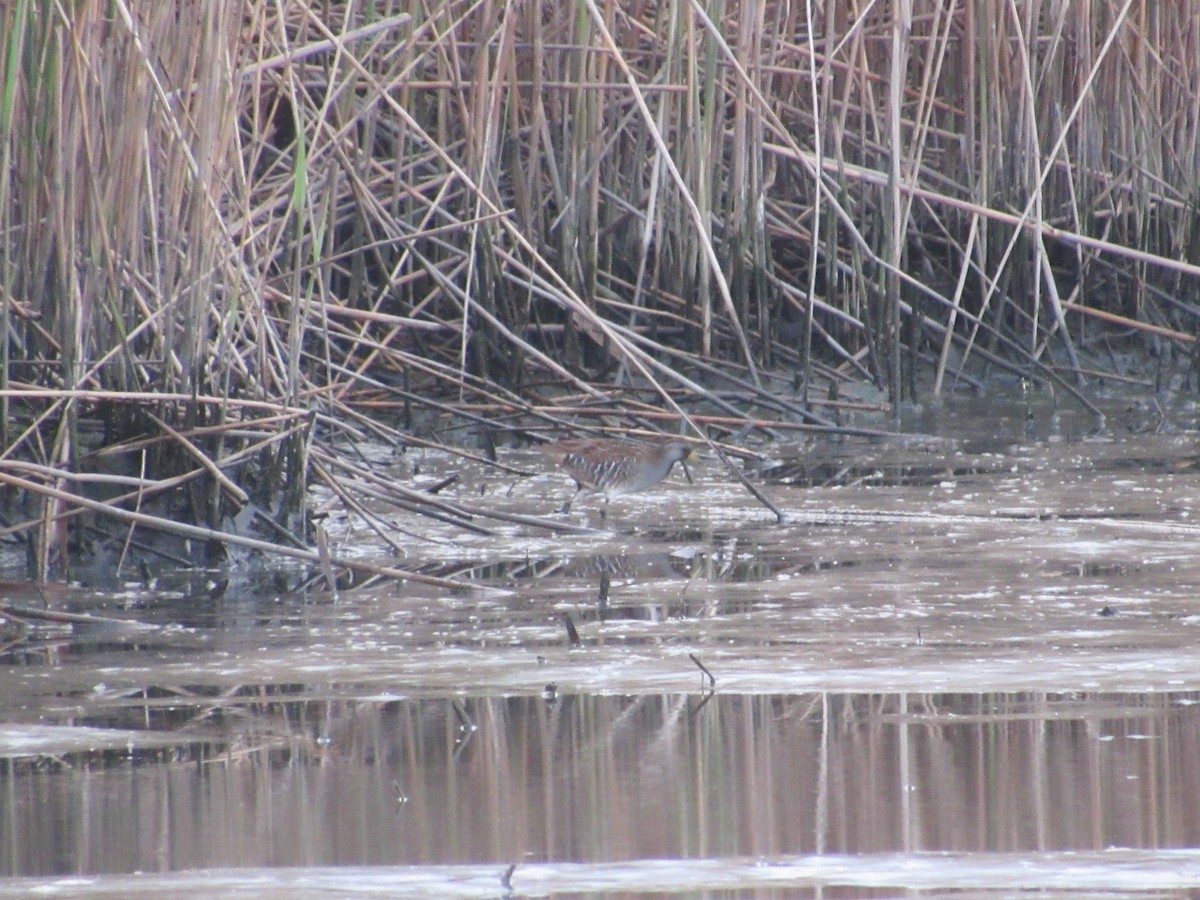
top-left (3, 1), bottom-right (1199, 579)
top-left (0, 466), bottom-right (477, 592)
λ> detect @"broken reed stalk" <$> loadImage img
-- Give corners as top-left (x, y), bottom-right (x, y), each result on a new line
top-left (0, 465), bottom-right (476, 592)
top-left (3, 1), bottom-right (1199, 581)
top-left (311, 450), bottom-right (600, 537)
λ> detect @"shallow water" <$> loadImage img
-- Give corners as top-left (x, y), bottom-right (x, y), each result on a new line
top-left (5, 391), bottom-right (1200, 895)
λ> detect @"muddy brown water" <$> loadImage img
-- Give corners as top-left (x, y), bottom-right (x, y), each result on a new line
top-left (5, 392), bottom-right (1200, 896)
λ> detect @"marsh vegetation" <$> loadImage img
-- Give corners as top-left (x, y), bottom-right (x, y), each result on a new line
top-left (4, 8), bottom-right (1200, 891)
top-left (1, 1), bottom-right (1197, 580)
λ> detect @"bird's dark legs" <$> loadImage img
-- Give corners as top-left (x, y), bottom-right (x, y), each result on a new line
top-left (560, 485), bottom-right (612, 515)
top-left (560, 484), bottom-right (585, 514)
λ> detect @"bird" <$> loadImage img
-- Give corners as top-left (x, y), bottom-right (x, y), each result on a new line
top-left (538, 437), bottom-right (699, 513)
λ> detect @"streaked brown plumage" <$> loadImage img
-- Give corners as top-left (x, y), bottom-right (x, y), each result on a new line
top-left (539, 437), bottom-right (699, 513)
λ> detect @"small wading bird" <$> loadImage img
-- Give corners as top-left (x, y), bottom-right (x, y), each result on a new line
top-left (539, 437), bottom-right (699, 513)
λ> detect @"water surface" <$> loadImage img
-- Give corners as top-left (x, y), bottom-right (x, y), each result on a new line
top-left (5, 391), bottom-right (1200, 895)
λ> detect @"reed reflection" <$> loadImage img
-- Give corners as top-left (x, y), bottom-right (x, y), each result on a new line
top-left (3, 691), bottom-right (1200, 875)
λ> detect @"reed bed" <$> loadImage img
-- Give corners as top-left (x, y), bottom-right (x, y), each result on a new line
top-left (1, 0), bottom-right (1197, 581)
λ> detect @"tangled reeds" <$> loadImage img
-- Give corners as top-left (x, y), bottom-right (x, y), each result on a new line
top-left (1, 1), bottom-right (1197, 581)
